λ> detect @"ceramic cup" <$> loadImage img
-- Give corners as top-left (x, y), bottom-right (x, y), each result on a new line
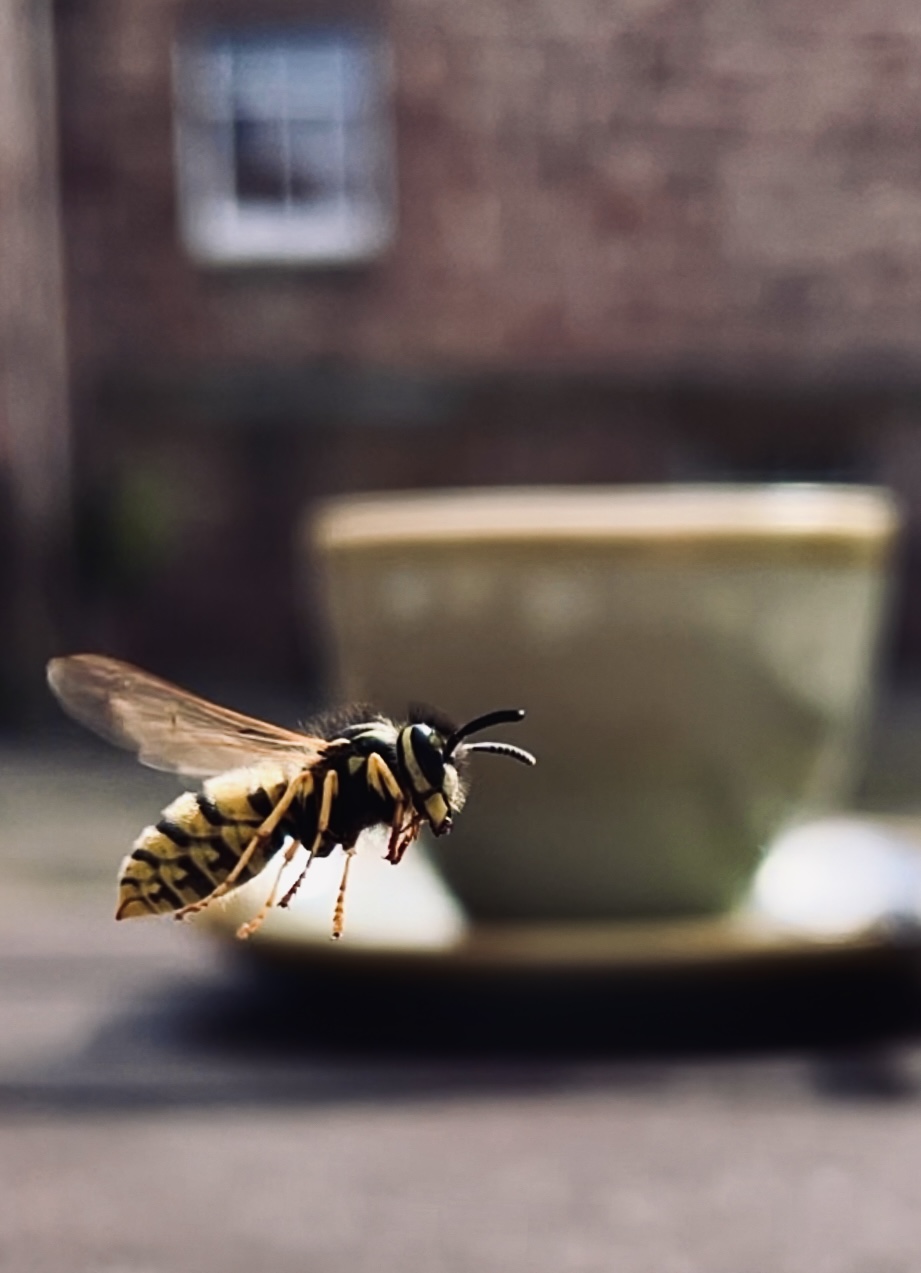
top-left (308, 485), bottom-right (900, 923)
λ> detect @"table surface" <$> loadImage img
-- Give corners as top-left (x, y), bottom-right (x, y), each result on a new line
top-left (4, 725), bottom-right (921, 1273)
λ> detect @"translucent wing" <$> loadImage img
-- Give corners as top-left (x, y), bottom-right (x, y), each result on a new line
top-left (47, 654), bottom-right (327, 777)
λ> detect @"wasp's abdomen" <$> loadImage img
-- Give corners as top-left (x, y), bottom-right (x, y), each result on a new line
top-left (116, 765), bottom-right (299, 919)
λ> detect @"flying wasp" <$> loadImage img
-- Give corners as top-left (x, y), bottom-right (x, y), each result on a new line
top-left (46, 655), bottom-right (536, 940)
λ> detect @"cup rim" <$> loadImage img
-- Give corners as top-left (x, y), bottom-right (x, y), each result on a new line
top-left (313, 483), bottom-right (900, 549)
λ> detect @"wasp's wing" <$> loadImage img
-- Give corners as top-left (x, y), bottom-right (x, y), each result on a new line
top-left (47, 655), bottom-right (327, 777)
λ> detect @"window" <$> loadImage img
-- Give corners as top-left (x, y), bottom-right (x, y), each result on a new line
top-left (175, 26), bottom-right (394, 265)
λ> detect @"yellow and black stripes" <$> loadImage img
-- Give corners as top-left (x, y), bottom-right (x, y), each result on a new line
top-left (116, 764), bottom-right (307, 919)
top-left (114, 746), bottom-right (407, 922)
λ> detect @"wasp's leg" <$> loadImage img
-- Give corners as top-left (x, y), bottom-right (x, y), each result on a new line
top-left (275, 766), bottom-right (344, 911)
top-left (278, 765), bottom-right (341, 908)
top-left (234, 836), bottom-right (305, 940)
top-left (237, 769), bottom-right (340, 939)
top-left (175, 768), bottom-right (314, 920)
top-left (385, 802), bottom-right (407, 861)
top-left (331, 847), bottom-right (357, 940)
top-left (277, 863), bottom-right (311, 910)
top-left (385, 806), bottom-right (422, 864)
top-left (366, 751), bottom-right (403, 802)
top-left (365, 751), bottom-right (415, 863)
top-left (389, 813), bottom-right (423, 865)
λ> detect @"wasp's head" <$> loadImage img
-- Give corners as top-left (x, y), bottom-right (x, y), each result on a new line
top-left (396, 709), bottom-right (536, 835)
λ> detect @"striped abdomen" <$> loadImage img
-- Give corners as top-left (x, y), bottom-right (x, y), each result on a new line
top-left (116, 762), bottom-right (308, 919)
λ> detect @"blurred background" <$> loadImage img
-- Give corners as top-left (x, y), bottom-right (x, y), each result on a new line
top-left (8, 2), bottom-right (921, 1270)
top-left (7, 0), bottom-right (921, 712)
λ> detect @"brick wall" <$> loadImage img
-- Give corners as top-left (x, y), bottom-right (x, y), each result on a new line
top-left (55, 0), bottom-right (921, 380)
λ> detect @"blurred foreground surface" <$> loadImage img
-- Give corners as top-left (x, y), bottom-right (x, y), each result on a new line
top-left (4, 701), bottom-right (921, 1272)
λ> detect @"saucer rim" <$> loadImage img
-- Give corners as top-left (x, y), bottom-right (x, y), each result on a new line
top-left (204, 908), bottom-right (916, 975)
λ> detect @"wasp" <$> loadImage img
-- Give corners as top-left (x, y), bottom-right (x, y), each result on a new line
top-left (46, 655), bottom-right (535, 940)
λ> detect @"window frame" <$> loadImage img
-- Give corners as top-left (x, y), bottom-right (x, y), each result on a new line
top-left (173, 24), bottom-right (396, 266)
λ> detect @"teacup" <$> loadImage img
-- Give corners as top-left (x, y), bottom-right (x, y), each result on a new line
top-left (309, 485), bottom-right (899, 923)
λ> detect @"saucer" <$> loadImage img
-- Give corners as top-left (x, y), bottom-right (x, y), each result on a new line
top-left (202, 912), bottom-right (921, 1054)
top-left (206, 901), bottom-right (914, 972)
top-left (196, 828), bottom-right (921, 1052)
top-left (197, 816), bottom-right (921, 970)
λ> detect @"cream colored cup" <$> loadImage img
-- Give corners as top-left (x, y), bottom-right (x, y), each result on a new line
top-left (308, 485), bottom-right (899, 923)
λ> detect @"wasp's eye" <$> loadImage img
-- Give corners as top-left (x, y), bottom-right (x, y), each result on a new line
top-left (403, 724), bottom-right (446, 792)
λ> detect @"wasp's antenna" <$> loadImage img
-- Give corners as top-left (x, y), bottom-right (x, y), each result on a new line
top-left (458, 740), bottom-right (536, 766)
top-left (445, 708), bottom-right (526, 754)
top-left (445, 707), bottom-right (532, 763)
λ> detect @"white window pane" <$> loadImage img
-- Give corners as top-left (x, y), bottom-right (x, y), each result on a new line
top-left (288, 124), bottom-right (345, 205)
top-left (283, 40), bottom-right (349, 118)
top-left (231, 43), bottom-right (288, 117)
top-left (233, 119), bottom-right (287, 202)
top-left (339, 43), bottom-right (383, 117)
